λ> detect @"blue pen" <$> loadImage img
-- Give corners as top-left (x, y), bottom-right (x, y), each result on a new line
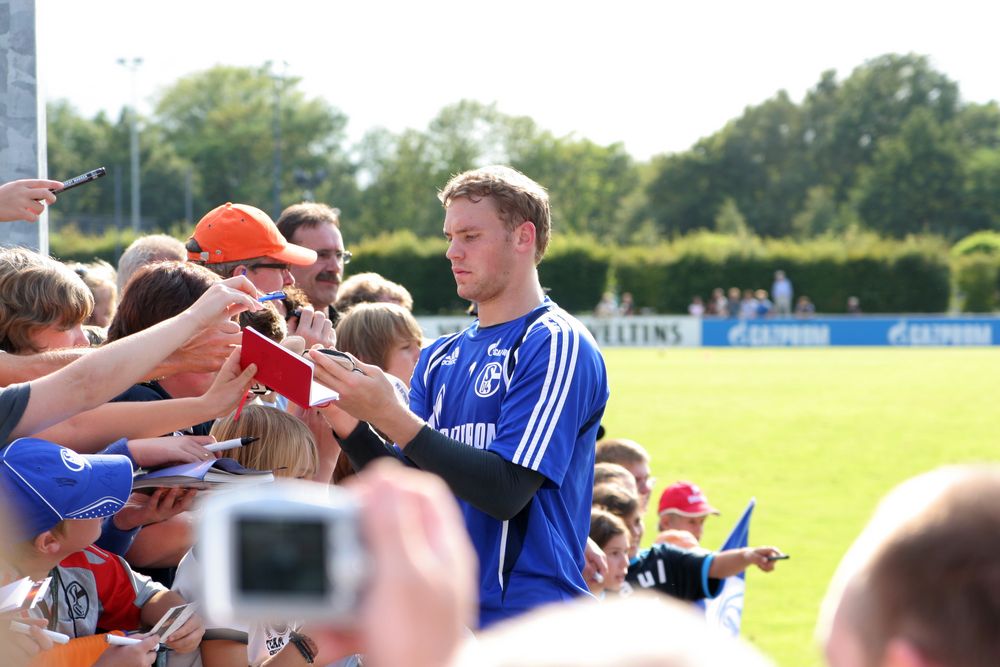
top-left (258, 291), bottom-right (286, 302)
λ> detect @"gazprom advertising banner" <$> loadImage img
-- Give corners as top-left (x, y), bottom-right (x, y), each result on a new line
top-left (702, 317), bottom-right (1000, 347)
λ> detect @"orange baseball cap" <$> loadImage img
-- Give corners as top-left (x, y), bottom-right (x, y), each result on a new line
top-left (186, 202), bottom-right (318, 266)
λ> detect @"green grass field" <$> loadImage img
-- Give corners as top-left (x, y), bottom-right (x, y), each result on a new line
top-left (600, 347), bottom-right (999, 667)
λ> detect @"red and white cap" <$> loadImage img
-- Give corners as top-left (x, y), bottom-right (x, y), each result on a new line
top-left (657, 481), bottom-right (720, 517)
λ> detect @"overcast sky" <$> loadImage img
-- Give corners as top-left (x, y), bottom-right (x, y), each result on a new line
top-left (37, 0), bottom-right (1000, 161)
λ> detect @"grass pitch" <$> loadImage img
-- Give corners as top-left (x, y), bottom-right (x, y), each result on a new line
top-left (600, 347), bottom-right (999, 667)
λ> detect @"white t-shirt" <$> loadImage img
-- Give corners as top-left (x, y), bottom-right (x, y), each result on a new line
top-left (169, 550), bottom-right (294, 667)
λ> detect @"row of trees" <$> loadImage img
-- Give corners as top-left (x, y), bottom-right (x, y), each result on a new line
top-left (47, 53), bottom-right (1000, 243)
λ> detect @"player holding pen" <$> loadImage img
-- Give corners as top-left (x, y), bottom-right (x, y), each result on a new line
top-left (309, 166), bottom-right (609, 627)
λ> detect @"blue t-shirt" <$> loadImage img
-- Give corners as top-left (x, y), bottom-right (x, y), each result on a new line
top-left (410, 298), bottom-right (609, 627)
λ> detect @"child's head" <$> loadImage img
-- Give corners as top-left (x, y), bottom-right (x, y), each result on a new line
top-left (595, 438), bottom-right (653, 511)
top-left (334, 272), bottom-right (414, 313)
top-left (589, 508), bottom-right (630, 593)
top-left (107, 261), bottom-right (219, 341)
top-left (210, 405), bottom-right (318, 480)
top-left (656, 481), bottom-right (719, 542)
top-left (0, 249), bottom-right (93, 353)
top-left (71, 259), bottom-right (118, 328)
top-left (0, 438), bottom-right (133, 561)
top-left (335, 302), bottom-right (423, 386)
top-left (593, 462), bottom-right (639, 498)
top-left (593, 483), bottom-right (643, 559)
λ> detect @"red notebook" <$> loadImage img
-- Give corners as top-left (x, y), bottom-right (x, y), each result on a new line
top-left (238, 327), bottom-right (339, 409)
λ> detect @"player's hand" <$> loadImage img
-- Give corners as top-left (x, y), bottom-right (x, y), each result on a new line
top-left (309, 350), bottom-right (394, 421)
top-left (0, 178), bottom-right (62, 222)
top-left (582, 537), bottom-right (608, 589)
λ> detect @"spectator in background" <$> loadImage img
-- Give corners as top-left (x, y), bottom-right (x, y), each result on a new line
top-left (595, 291), bottom-right (618, 317)
top-left (656, 481), bottom-right (720, 545)
top-left (772, 270), bottom-right (793, 316)
top-left (116, 233), bottom-right (186, 295)
top-left (0, 250), bottom-right (91, 353)
top-left (595, 438), bottom-right (655, 512)
top-left (187, 202), bottom-right (317, 297)
top-left (754, 289), bottom-right (773, 318)
top-left (593, 462), bottom-right (639, 498)
top-left (708, 288), bottom-right (726, 316)
top-left (72, 259), bottom-right (118, 328)
top-left (688, 296), bottom-right (705, 317)
top-left (336, 302), bottom-right (424, 388)
top-left (795, 295), bottom-right (816, 317)
top-left (335, 271), bottom-right (415, 313)
top-left (740, 289), bottom-right (759, 319)
top-left (619, 292), bottom-right (635, 316)
top-left (846, 296), bottom-right (862, 315)
top-left (277, 202), bottom-right (350, 324)
top-left (819, 466), bottom-right (1000, 667)
top-left (587, 508), bottom-right (630, 597)
top-left (592, 483), bottom-right (644, 559)
top-left (726, 287), bottom-right (741, 318)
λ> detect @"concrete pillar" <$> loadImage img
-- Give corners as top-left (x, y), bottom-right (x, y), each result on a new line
top-left (0, 0), bottom-right (47, 252)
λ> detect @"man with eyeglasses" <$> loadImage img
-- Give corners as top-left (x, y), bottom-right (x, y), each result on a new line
top-left (277, 202), bottom-right (351, 325)
top-left (186, 202), bottom-right (317, 295)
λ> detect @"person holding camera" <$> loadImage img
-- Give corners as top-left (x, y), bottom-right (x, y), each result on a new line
top-left (309, 166), bottom-right (609, 628)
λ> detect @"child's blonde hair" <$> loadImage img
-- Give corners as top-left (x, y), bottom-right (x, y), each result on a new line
top-left (210, 405), bottom-right (318, 479)
top-left (336, 302), bottom-right (423, 369)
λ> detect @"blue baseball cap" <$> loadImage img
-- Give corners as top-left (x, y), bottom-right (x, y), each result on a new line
top-left (0, 438), bottom-right (134, 541)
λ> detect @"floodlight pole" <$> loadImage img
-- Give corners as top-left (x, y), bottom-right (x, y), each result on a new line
top-left (117, 57), bottom-right (143, 233)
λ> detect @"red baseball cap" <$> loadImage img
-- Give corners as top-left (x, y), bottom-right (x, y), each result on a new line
top-left (187, 202), bottom-right (317, 266)
top-left (657, 481), bottom-right (720, 517)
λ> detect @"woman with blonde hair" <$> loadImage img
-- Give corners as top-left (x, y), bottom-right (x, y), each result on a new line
top-left (172, 404), bottom-right (325, 667)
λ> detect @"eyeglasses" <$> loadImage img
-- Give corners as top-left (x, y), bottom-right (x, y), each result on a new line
top-left (334, 250), bottom-right (353, 265)
top-left (249, 262), bottom-right (291, 272)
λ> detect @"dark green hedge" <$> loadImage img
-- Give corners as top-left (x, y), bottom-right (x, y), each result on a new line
top-left (48, 227), bottom-right (956, 315)
top-left (614, 233), bottom-right (952, 314)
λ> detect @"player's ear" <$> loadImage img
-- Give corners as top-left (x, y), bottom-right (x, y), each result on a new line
top-left (515, 221), bottom-right (536, 254)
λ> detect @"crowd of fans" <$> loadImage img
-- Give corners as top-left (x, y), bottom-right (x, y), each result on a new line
top-left (0, 175), bottom-right (992, 667)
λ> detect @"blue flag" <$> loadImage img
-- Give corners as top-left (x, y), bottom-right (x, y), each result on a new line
top-left (704, 497), bottom-right (756, 636)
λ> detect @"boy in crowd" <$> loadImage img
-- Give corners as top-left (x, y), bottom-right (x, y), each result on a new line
top-left (595, 438), bottom-right (654, 512)
top-left (656, 480), bottom-right (720, 544)
top-left (0, 438), bottom-right (204, 658)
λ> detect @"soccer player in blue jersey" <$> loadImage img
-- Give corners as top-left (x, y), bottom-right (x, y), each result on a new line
top-left (310, 166), bottom-right (609, 627)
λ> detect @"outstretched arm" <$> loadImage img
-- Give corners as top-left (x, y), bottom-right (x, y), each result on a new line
top-left (10, 277), bottom-right (260, 441)
top-left (708, 546), bottom-right (784, 579)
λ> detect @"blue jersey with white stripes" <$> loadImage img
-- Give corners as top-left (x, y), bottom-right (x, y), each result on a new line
top-left (409, 298), bottom-right (609, 627)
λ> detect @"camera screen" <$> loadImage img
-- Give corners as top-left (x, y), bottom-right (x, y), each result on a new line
top-left (237, 518), bottom-right (328, 596)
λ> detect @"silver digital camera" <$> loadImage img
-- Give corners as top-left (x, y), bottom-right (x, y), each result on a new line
top-left (197, 480), bottom-right (367, 625)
